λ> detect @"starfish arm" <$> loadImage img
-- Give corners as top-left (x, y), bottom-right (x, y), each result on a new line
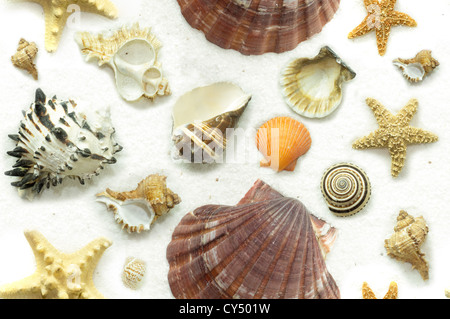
top-left (348, 16), bottom-right (374, 39)
top-left (70, 237), bottom-right (112, 299)
top-left (0, 274), bottom-right (43, 299)
top-left (388, 11), bottom-right (417, 27)
top-left (388, 139), bottom-right (407, 177)
top-left (353, 129), bottom-right (388, 149)
top-left (77, 0), bottom-right (118, 18)
top-left (24, 230), bottom-right (61, 272)
top-left (362, 282), bottom-right (377, 299)
top-left (366, 98), bottom-right (394, 126)
top-left (383, 282), bottom-right (398, 299)
top-left (375, 24), bottom-right (392, 56)
top-left (382, 0), bottom-right (397, 12)
top-left (405, 127), bottom-right (439, 145)
top-left (396, 99), bottom-right (418, 126)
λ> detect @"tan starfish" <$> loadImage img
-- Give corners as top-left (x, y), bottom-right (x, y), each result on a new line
top-left (362, 282), bottom-right (398, 299)
top-left (18, 0), bottom-right (118, 52)
top-left (352, 98), bottom-right (438, 178)
top-left (348, 0), bottom-right (417, 56)
top-left (0, 230), bottom-right (112, 299)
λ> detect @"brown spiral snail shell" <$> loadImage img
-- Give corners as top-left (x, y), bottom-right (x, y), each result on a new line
top-left (320, 163), bottom-right (371, 217)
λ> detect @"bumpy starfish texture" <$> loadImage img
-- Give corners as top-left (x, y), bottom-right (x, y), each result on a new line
top-left (353, 98), bottom-right (438, 178)
top-left (362, 282), bottom-right (398, 299)
top-left (0, 231), bottom-right (112, 299)
top-left (348, 0), bottom-right (417, 56)
top-left (18, 0), bottom-right (118, 52)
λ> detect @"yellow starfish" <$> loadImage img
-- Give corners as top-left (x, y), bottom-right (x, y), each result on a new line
top-left (362, 282), bottom-right (398, 299)
top-left (352, 98), bottom-right (438, 178)
top-left (0, 230), bottom-right (112, 299)
top-left (348, 0), bottom-right (417, 56)
top-left (18, 0), bottom-right (118, 52)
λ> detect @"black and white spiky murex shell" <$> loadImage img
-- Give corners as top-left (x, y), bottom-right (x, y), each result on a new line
top-left (5, 88), bottom-right (122, 198)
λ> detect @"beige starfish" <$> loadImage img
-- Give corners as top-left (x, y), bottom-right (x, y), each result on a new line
top-left (362, 282), bottom-right (398, 299)
top-left (352, 98), bottom-right (438, 178)
top-left (18, 0), bottom-right (118, 52)
top-left (348, 0), bottom-right (417, 56)
top-left (0, 230), bottom-right (112, 299)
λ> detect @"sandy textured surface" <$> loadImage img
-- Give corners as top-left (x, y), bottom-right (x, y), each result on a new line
top-left (0, 0), bottom-right (448, 299)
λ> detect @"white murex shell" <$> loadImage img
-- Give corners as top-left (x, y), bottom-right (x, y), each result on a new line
top-left (171, 82), bottom-right (251, 163)
top-left (5, 88), bottom-right (122, 199)
top-left (75, 23), bottom-right (170, 102)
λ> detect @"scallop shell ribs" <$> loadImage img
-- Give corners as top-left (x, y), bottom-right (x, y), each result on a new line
top-left (177, 0), bottom-right (341, 55)
top-left (167, 179), bottom-right (340, 299)
top-left (281, 46), bottom-right (356, 118)
top-left (256, 117), bottom-right (311, 172)
top-left (385, 210), bottom-right (429, 280)
top-left (5, 89), bottom-right (122, 199)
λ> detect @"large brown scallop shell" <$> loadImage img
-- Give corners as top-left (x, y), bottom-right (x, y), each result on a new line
top-left (177, 0), bottom-right (341, 55)
top-left (166, 179), bottom-right (340, 299)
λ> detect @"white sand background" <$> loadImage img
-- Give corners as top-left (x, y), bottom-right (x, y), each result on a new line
top-left (0, 0), bottom-right (448, 299)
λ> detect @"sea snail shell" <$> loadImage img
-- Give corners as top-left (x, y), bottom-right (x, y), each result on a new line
top-left (320, 163), bottom-right (371, 217)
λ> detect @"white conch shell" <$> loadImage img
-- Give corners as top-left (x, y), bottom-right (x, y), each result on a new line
top-left (393, 50), bottom-right (439, 83)
top-left (171, 82), bottom-right (251, 163)
top-left (75, 23), bottom-right (170, 102)
top-left (96, 174), bottom-right (181, 233)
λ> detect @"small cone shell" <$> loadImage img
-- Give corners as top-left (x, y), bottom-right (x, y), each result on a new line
top-left (256, 117), bottom-right (311, 172)
top-left (11, 39), bottom-right (38, 80)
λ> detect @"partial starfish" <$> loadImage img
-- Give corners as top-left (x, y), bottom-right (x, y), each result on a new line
top-left (353, 98), bottom-right (438, 178)
top-left (17, 0), bottom-right (118, 52)
top-left (348, 0), bottom-right (417, 56)
top-left (362, 282), bottom-right (398, 299)
top-left (0, 230), bottom-right (112, 299)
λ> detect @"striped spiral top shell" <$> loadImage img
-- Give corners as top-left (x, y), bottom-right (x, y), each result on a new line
top-left (321, 163), bottom-right (371, 217)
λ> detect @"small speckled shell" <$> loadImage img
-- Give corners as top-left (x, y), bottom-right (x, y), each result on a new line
top-left (122, 257), bottom-right (146, 290)
top-left (321, 163), bottom-right (371, 217)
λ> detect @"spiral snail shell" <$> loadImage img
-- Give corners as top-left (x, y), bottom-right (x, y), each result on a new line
top-left (320, 163), bottom-right (371, 217)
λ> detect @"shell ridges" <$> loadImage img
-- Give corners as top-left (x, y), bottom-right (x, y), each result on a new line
top-left (167, 179), bottom-right (340, 299)
top-left (177, 0), bottom-right (341, 55)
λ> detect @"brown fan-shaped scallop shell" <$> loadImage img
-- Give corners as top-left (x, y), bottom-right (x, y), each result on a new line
top-left (176, 0), bottom-right (341, 55)
top-left (166, 179), bottom-right (340, 299)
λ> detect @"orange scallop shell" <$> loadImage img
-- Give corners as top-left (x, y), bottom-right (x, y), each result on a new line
top-left (256, 117), bottom-right (311, 172)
